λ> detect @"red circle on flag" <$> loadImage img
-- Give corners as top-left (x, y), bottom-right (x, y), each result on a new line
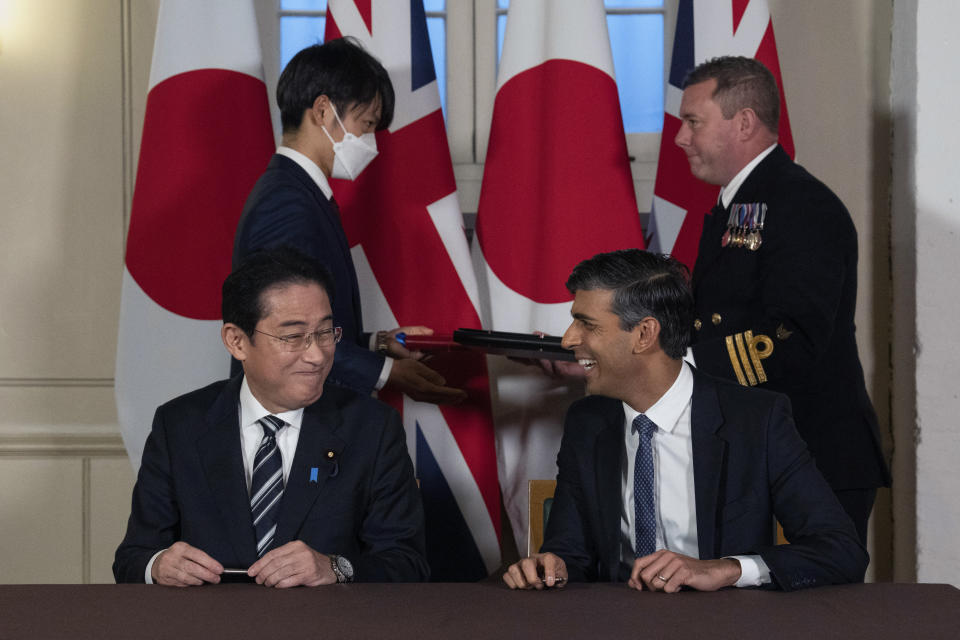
top-left (126, 69), bottom-right (275, 320)
top-left (476, 60), bottom-right (645, 304)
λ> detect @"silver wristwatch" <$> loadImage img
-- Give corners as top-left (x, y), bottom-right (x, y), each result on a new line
top-left (330, 554), bottom-right (354, 583)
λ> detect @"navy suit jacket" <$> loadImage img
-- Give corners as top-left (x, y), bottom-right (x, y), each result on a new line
top-left (540, 367), bottom-right (867, 591)
top-left (113, 376), bottom-right (428, 583)
top-left (691, 145), bottom-right (889, 492)
top-left (234, 154), bottom-right (383, 394)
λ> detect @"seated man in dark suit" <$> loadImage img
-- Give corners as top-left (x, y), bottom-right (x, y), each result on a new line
top-left (234, 37), bottom-right (464, 405)
top-left (504, 249), bottom-right (866, 592)
top-left (114, 248), bottom-right (428, 587)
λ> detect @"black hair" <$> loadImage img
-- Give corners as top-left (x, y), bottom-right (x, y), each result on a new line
top-left (222, 247), bottom-right (336, 339)
top-left (277, 36), bottom-right (395, 133)
top-left (566, 249), bottom-right (693, 359)
top-left (683, 56), bottom-right (780, 134)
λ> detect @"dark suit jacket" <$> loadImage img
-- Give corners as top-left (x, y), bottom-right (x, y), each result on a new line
top-left (113, 376), bottom-right (428, 583)
top-left (690, 145), bottom-right (889, 491)
top-left (233, 154), bottom-right (383, 394)
top-left (540, 368), bottom-right (867, 591)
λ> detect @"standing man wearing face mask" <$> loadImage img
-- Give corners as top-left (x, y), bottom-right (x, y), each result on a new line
top-left (235, 38), bottom-right (465, 405)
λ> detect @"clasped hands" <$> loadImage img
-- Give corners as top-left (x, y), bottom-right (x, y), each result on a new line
top-left (151, 540), bottom-right (336, 588)
top-left (503, 550), bottom-right (741, 593)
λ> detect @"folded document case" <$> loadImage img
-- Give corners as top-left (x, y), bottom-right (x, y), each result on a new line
top-left (403, 328), bottom-right (575, 361)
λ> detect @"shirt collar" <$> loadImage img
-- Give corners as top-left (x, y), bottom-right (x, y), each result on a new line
top-left (276, 145), bottom-right (333, 201)
top-left (719, 143), bottom-right (778, 209)
top-left (622, 362), bottom-right (694, 435)
top-left (239, 376), bottom-right (304, 431)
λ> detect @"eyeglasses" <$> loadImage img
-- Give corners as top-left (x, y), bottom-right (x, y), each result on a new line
top-left (254, 327), bottom-right (343, 352)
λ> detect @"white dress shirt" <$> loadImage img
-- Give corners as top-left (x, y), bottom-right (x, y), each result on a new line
top-left (275, 145), bottom-right (392, 390)
top-left (238, 377), bottom-right (303, 490)
top-left (619, 362), bottom-right (771, 587)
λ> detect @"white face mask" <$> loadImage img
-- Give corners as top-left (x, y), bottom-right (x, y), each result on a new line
top-left (321, 105), bottom-right (379, 180)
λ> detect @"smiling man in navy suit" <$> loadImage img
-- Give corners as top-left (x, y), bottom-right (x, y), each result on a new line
top-left (114, 248), bottom-right (428, 587)
top-left (503, 250), bottom-right (866, 593)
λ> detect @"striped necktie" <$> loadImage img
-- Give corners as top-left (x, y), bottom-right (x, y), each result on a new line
top-left (251, 415), bottom-right (285, 557)
top-left (633, 414), bottom-right (658, 557)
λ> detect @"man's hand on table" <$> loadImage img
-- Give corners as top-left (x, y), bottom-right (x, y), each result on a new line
top-left (503, 553), bottom-right (568, 590)
top-left (248, 540), bottom-right (337, 588)
top-left (629, 550), bottom-right (741, 593)
top-left (152, 542), bottom-right (223, 587)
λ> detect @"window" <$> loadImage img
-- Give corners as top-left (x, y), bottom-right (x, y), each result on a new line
top-left (496, 1), bottom-right (665, 134)
top-left (278, 1), bottom-right (448, 116)
top-left (272, 1), bottom-right (676, 212)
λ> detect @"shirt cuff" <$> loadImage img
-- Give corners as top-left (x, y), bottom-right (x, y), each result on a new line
top-left (144, 549), bottom-right (166, 584)
top-left (374, 356), bottom-right (393, 391)
top-left (728, 554), bottom-right (772, 587)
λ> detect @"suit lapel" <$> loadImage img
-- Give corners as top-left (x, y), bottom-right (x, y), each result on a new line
top-left (196, 376), bottom-right (258, 565)
top-left (274, 390), bottom-right (346, 546)
top-left (691, 202), bottom-right (727, 291)
top-left (690, 370), bottom-right (726, 560)
top-left (594, 398), bottom-right (626, 582)
top-left (325, 198), bottom-right (365, 343)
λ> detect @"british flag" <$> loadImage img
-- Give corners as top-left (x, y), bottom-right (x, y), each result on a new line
top-left (647, 0), bottom-right (794, 268)
top-left (324, 0), bottom-right (500, 580)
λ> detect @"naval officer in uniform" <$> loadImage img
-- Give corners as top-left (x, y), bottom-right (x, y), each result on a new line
top-left (674, 56), bottom-right (889, 544)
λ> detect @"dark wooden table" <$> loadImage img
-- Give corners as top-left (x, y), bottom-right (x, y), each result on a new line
top-left (1, 582), bottom-right (956, 639)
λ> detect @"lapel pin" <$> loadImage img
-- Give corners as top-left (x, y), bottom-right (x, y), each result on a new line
top-left (325, 449), bottom-right (339, 478)
top-left (309, 467), bottom-right (319, 483)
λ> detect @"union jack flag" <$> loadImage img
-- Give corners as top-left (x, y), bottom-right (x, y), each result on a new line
top-left (647, 0), bottom-right (794, 268)
top-left (324, 0), bottom-right (500, 580)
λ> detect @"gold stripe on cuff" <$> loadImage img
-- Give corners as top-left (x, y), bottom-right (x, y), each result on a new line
top-left (725, 335), bottom-right (748, 386)
top-left (744, 330), bottom-right (773, 384)
top-left (734, 332), bottom-right (758, 386)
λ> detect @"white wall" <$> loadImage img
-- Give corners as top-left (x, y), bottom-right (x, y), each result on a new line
top-left (0, 0), bottom-right (134, 583)
top-left (891, 0), bottom-right (960, 584)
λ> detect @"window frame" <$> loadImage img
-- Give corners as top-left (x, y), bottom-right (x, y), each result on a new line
top-left (264, 0), bottom-right (677, 214)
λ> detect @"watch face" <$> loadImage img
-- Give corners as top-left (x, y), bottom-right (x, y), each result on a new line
top-left (336, 555), bottom-right (354, 579)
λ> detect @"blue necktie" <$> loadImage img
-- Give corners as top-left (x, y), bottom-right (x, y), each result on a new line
top-left (633, 414), bottom-right (658, 557)
top-left (251, 415), bottom-right (285, 557)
